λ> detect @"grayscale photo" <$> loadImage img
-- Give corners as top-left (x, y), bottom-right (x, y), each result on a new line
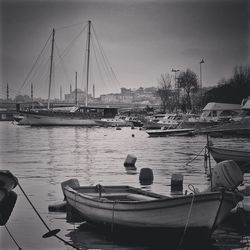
top-left (0, 0), bottom-right (250, 249)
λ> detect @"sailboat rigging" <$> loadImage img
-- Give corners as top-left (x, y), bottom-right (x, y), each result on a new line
top-left (18, 20), bottom-right (118, 126)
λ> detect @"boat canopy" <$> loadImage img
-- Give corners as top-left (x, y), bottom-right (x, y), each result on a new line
top-left (203, 102), bottom-right (241, 111)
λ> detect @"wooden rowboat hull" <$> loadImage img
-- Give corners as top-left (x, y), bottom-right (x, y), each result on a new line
top-left (64, 185), bottom-right (241, 231)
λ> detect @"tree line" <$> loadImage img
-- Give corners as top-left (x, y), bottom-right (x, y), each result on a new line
top-left (157, 64), bottom-right (250, 113)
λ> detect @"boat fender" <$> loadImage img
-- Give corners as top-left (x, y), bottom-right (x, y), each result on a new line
top-left (124, 154), bottom-right (137, 167)
top-left (0, 190), bottom-right (17, 226)
top-left (61, 179), bottom-right (80, 200)
top-left (48, 201), bottom-right (67, 212)
top-left (139, 168), bottom-right (154, 185)
top-left (171, 173), bottom-right (184, 193)
top-left (212, 160), bottom-right (243, 191)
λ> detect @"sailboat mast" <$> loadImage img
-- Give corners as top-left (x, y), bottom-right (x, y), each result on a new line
top-left (47, 28), bottom-right (55, 109)
top-left (85, 20), bottom-right (91, 107)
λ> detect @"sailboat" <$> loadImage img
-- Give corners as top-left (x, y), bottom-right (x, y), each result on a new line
top-left (19, 21), bottom-right (118, 126)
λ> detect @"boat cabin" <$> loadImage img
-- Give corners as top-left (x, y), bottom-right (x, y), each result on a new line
top-left (233, 97), bottom-right (250, 121)
top-left (200, 102), bottom-right (241, 122)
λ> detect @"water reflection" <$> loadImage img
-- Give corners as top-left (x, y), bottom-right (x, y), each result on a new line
top-left (0, 122), bottom-right (250, 249)
top-left (67, 222), bottom-right (221, 250)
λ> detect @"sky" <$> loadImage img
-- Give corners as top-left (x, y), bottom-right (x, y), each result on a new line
top-left (0, 0), bottom-right (249, 99)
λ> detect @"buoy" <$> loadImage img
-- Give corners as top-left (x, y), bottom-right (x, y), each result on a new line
top-left (132, 134), bottom-right (135, 137)
top-left (48, 201), bottom-right (67, 212)
top-left (171, 173), bottom-right (183, 192)
top-left (61, 179), bottom-right (80, 199)
top-left (139, 168), bottom-right (154, 185)
top-left (124, 154), bottom-right (137, 167)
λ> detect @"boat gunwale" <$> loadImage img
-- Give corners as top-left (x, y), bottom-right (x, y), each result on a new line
top-left (209, 146), bottom-right (250, 155)
top-left (64, 186), bottom-right (240, 210)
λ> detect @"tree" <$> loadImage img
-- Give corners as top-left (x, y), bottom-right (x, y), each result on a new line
top-left (156, 74), bottom-right (173, 113)
top-left (177, 69), bottom-right (199, 110)
top-left (204, 64), bottom-right (250, 104)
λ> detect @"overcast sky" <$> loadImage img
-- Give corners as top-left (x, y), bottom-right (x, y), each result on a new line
top-left (1, 0), bottom-right (249, 99)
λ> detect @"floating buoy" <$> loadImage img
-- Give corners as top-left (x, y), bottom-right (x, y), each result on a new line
top-left (61, 179), bottom-right (80, 199)
top-left (48, 201), bottom-right (67, 212)
top-left (132, 134), bottom-right (135, 137)
top-left (171, 173), bottom-right (183, 192)
top-left (124, 154), bottom-right (137, 167)
top-left (139, 168), bottom-right (154, 185)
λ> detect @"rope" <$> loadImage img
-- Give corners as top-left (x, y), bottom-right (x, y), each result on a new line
top-left (17, 182), bottom-right (79, 249)
top-left (4, 224), bottom-right (22, 250)
top-left (185, 146), bottom-right (205, 166)
top-left (177, 185), bottom-right (195, 250)
top-left (18, 32), bottom-right (52, 93)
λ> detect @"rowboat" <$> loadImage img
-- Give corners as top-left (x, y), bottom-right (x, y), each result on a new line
top-left (63, 181), bottom-right (242, 232)
top-left (146, 128), bottom-right (195, 137)
top-left (209, 146), bottom-right (250, 172)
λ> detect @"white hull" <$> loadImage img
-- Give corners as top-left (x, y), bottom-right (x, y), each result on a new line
top-left (146, 128), bottom-right (194, 137)
top-left (64, 185), bottom-right (240, 230)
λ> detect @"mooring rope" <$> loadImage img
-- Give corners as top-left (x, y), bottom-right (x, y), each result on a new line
top-left (185, 146), bottom-right (206, 166)
top-left (17, 182), bottom-right (79, 249)
top-left (177, 184), bottom-right (196, 250)
top-left (3, 224), bottom-right (22, 250)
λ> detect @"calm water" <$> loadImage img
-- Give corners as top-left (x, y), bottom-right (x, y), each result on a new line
top-left (0, 121), bottom-right (250, 250)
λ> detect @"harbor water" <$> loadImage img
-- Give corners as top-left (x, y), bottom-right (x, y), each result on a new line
top-left (0, 121), bottom-right (250, 249)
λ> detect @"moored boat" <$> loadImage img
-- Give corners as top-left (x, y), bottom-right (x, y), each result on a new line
top-left (146, 128), bottom-right (195, 137)
top-left (20, 106), bottom-right (118, 126)
top-left (18, 21), bottom-right (120, 127)
top-left (209, 146), bottom-right (250, 172)
top-left (63, 180), bottom-right (242, 232)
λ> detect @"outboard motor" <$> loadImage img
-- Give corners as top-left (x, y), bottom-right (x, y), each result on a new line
top-left (212, 160), bottom-right (243, 191)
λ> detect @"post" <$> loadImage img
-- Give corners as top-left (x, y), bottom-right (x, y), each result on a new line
top-left (31, 82), bottom-right (33, 101)
top-left (48, 29), bottom-right (55, 109)
top-left (6, 83), bottom-right (9, 100)
top-left (206, 133), bottom-right (213, 190)
top-left (75, 72), bottom-right (78, 105)
top-left (199, 59), bottom-right (204, 88)
top-left (85, 20), bottom-right (91, 107)
top-left (60, 86), bottom-right (62, 101)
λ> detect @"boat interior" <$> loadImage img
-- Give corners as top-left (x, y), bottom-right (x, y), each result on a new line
top-left (69, 185), bottom-right (167, 202)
